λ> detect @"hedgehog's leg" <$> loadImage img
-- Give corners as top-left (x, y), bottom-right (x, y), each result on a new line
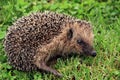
top-left (41, 61), bottom-right (62, 77)
top-left (34, 53), bottom-right (62, 77)
top-left (35, 59), bottom-right (62, 77)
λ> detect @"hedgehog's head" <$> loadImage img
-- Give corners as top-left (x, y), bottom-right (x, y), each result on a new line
top-left (66, 21), bottom-right (96, 57)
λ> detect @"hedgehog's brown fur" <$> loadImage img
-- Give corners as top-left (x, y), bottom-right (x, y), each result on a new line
top-left (4, 11), bottom-right (96, 77)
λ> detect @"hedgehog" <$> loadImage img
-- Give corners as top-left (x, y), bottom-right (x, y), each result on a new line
top-left (4, 11), bottom-right (96, 77)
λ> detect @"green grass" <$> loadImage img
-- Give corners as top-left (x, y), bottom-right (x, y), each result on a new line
top-left (0, 0), bottom-right (120, 80)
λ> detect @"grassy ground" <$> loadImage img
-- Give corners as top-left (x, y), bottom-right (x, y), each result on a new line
top-left (0, 0), bottom-right (120, 80)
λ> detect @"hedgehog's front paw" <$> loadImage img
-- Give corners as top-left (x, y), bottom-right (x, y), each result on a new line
top-left (53, 71), bottom-right (63, 77)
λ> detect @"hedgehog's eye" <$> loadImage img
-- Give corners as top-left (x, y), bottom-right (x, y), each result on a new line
top-left (67, 28), bottom-right (73, 40)
top-left (77, 39), bottom-right (84, 45)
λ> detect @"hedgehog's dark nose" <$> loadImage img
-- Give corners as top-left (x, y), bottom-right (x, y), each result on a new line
top-left (91, 51), bottom-right (96, 57)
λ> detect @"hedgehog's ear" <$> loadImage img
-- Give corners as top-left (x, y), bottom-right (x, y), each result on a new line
top-left (67, 28), bottom-right (73, 40)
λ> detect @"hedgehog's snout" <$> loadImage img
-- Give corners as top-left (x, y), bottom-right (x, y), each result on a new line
top-left (91, 51), bottom-right (96, 57)
top-left (81, 43), bottom-right (96, 57)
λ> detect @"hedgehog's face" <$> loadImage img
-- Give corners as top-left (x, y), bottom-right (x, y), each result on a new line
top-left (67, 21), bottom-right (96, 57)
